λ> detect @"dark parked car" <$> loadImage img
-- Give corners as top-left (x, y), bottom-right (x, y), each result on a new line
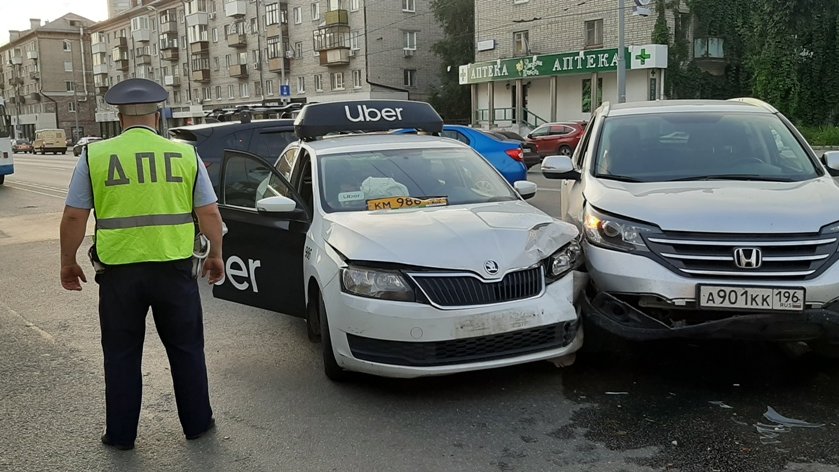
top-left (485, 130), bottom-right (541, 169)
top-left (526, 121), bottom-right (587, 157)
top-left (168, 119), bottom-right (297, 189)
top-left (11, 139), bottom-right (33, 154)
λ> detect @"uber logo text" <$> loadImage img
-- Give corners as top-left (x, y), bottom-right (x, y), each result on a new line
top-left (344, 105), bottom-right (405, 123)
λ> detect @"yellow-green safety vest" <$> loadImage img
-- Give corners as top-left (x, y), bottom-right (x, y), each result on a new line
top-left (88, 127), bottom-right (198, 265)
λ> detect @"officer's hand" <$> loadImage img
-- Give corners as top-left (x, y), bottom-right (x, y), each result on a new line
top-left (202, 256), bottom-right (224, 285)
top-left (61, 263), bottom-right (87, 291)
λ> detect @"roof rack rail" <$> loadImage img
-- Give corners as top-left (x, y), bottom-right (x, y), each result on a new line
top-left (727, 97), bottom-right (778, 113)
top-left (204, 102), bottom-right (303, 122)
top-left (294, 100), bottom-right (443, 141)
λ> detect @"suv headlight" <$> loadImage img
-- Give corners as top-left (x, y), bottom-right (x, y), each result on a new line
top-left (341, 266), bottom-right (415, 302)
top-left (583, 206), bottom-right (658, 253)
top-left (545, 240), bottom-right (583, 282)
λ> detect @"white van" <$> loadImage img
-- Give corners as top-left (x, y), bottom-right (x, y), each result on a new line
top-left (33, 129), bottom-right (67, 155)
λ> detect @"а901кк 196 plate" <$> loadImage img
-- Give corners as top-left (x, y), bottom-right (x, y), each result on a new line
top-left (698, 285), bottom-right (805, 312)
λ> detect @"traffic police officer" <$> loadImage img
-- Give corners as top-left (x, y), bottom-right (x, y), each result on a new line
top-left (59, 78), bottom-right (224, 450)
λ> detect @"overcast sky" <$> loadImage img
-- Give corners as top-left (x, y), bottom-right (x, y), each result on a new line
top-left (0, 1), bottom-right (108, 45)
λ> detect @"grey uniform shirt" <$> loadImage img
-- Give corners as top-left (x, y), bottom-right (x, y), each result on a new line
top-left (65, 130), bottom-right (217, 210)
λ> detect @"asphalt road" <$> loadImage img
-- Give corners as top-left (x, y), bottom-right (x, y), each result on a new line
top-left (1, 153), bottom-right (838, 472)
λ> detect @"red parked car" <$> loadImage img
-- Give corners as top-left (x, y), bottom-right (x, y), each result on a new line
top-left (525, 121), bottom-right (587, 157)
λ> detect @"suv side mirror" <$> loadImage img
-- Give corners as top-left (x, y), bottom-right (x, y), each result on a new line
top-left (823, 151), bottom-right (839, 174)
top-left (541, 155), bottom-right (580, 181)
top-left (256, 195), bottom-right (297, 213)
top-left (514, 180), bottom-right (537, 199)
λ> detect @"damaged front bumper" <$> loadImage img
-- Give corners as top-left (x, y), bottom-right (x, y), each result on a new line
top-left (583, 291), bottom-right (839, 342)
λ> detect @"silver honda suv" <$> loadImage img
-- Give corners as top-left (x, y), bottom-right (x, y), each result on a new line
top-left (542, 98), bottom-right (839, 356)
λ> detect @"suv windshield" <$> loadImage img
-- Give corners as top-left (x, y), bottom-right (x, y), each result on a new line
top-left (592, 112), bottom-right (820, 183)
top-left (318, 147), bottom-right (517, 212)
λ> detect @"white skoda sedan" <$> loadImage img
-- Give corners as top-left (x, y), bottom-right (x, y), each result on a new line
top-left (213, 101), bottom-right (584, 379)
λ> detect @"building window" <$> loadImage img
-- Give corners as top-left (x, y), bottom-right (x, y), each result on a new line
top-left (402, 0), bottom-right (415, 12)
top-left (69, 102), bottom-right (77, 112)
top-left (174, 90), bottom-right (181, 103)
top-left (582, 78), bottom-right (603, 113)
top-left (215, 85), bottom-right (222, 99)
top-left (297, 76), bottom-right (306, 93)
top-left (350, 30), bottom-right (360, 50)
top-left (266, 79), bottom-right (274, 96)
top-left (266, 3), bottom-right (280, 25)
top-left (64, 61), bottom-right (73, 72)
top-left (212, 27), bottom-right (218, 42)
top-left (63, 40), bottom-right (72, 51)
top-left (254, 80), bottom-right (262, 97)
top-left (585, 19), bottom-right (603, 48)
top-left (311, 3), bottom-right (320, 21)
top-left (294, 41), bottom-right (303, 58)
top-left (66, 81), bottom-right (75, 92)
top-left (250, 18), bottom-right (257, 33)
top-left (403, 31), bottom-right (417, 50)
top-left (213, 57), bottom-right (220, 70)
top-left (331, 72), bottom-right (344, 90)
top-left (403, 69), bottom-right (416, 87)
top-left (513, 0), bottom-right (529, 3)
top-left (267, 36), bottom-right (281, 59)
top-left (513, 30), bottom-right (529, 56)
top-left (293, 6), bottom-right (302, 24)
top-left (350, 0), bottom-right (359, 11)
top-left (353, 69), bottom-right (362, 88)
top-left (314, 74), bottom-right (323, 91)
top-left (240, 82), bottom-right (249, 97)
top-left (203, 87), bottom-right (211, 101)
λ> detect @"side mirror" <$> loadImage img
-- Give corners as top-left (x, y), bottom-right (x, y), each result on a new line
top-left (256, 195), bottom-right (297, 213)
top-left (541, 155), bottom-right (580, 181)
top-left (514, 180), bottom-right (537, 200)
top-left (526, 134), bottom-right (533, 139)
top-left (823, 151), bottom-right (839, 173)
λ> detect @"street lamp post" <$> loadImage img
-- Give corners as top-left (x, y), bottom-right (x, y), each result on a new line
top-left (616, 0), bottom-right (627, 103)
top-left (146, 4), bottom-right (168, 135)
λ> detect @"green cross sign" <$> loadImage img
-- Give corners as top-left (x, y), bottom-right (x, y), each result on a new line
top-left (635, 48), bottom-right (651, 65)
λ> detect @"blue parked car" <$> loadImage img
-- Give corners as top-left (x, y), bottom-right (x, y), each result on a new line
top-left (392, 124), bottom-right (528, 184)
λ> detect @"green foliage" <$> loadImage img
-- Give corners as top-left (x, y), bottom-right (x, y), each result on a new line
top-left (798, 126), bottom-right (839, 146)
top-left (428, 0), bottom-right (474, 121)
top-left (656, 0), bottom-right (839, 126)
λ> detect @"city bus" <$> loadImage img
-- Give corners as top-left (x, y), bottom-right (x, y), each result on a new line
top-left (0, 98), bottom-right (12, 185)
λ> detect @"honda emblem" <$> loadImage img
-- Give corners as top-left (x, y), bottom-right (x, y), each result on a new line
top-left (733, 247), bottom-right (762, 269)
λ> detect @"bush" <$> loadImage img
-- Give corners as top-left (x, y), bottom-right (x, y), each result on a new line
top-left (797, 126), bottom-right (839, 147)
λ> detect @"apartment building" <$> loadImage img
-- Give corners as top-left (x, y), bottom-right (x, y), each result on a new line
top-left (0, 14), bottom-right (97, 141)
top-left (90, 0), bottom-right (443, 137)
top-left (109, 0), bottom-right (134, 18)
top-left (462, 0), bottom-right (675, 129)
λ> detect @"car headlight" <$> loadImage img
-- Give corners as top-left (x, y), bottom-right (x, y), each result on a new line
top-left (583, 206), bottom-right (658, 253)
top-left (545, 240), bottom-right (583, 282)
top-left (341, 266), bottom-right (415, 302)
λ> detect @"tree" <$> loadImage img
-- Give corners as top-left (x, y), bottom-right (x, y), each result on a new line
top-left (428, 0), bottom-right (474, 121)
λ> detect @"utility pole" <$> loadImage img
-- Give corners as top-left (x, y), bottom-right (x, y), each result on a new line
top-left (616, 0), bottom-right (627, 103)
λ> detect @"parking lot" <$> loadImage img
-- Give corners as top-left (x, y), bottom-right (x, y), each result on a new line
top-left (1, 153), bottom-right (838, 471)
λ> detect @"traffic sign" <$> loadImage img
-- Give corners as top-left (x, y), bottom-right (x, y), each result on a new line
top-left (280, 85), bottom-right (291, 97)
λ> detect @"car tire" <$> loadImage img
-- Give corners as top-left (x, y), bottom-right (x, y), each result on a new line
top-left (306, 290), bottom-right (321, 343)
top-left (318, 293), bottom-right (351, 381)
top-left (559, 145), bottom-right (573, 156)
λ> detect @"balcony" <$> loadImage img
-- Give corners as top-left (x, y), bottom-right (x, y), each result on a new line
top-left (268, 57), bottom-right (290, 73)
top-left (186, 12), bottom-right (209, 27)
top-left (136, 53), bottom-right (152, 65)
top-left (160, 19), bottom-right (178, 34)
top-left (10, 55), bottom-right (22, 65)
top-left (313, 24), bottom-right (351, 53)
top-left (95, 80), bottom-right (109, 93)
top-left (28, 71), bottom-right (39, 80)
top-left (161, 48), bottom-right (180, 61)
top-left (227, 31), bottom-right (247, 48)
top-left (8, 77), bottom-right (23, 86)
top-left (93, 63), bottom-right (109, 75)
top-left (28, 92), bottom-right (40, 101)
top-left (115, 59), bottom-right (129, 71)
top-left (91, 42), bottom-right (108, 54)
top-left (224, 0), bottom-right (247, 17)
top-left (319, 48), bottom-right (350, 67)
top-left (190, 41), bottom-right (210, 54)
top-left (114, 36), bottom-right (128, 48)
top-left (26, 50), bottom-right (38, 60)
top-left (191, 69), bottom-right (211, 82)
top-left (164, 75), bottom-right (181, 87)
top-left (228, 64), bottom-right (248, 77)
top-left (132, 28), bottom-right (151, 42)
top-left (324, 9), bottom-right (349, 26)
top-left (693, 37), bottom-right (726, 76)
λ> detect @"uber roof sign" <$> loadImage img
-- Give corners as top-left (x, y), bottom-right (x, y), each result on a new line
top-left (294, 100), bottom-right (443, 140)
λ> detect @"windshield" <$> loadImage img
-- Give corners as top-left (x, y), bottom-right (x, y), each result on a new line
top-left (592, 112), bottom-right (820, 182)
top-left (0, 104), bottom-right (10, 139)
top-left (318, 147), bottom-right (518, 213)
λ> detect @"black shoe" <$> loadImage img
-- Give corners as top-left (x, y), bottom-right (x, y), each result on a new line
top-left (101, 434), bottom-right (134, 451)
top-left (185, 418), bottom-right (215, 440)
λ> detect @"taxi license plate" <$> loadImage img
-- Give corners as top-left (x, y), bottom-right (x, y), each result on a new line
top-left (697, 285), bottom-right (805, 312)
top-left (367, 196), bottom-right (448, 211)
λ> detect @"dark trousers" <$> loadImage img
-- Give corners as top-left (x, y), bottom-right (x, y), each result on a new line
top-left (97, 259), bottom-right (212, 444)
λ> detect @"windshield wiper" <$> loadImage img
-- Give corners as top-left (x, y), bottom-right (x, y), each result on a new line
top-left (595, 174), bottom-right (645, 183)
top-left (667, 174), bottom-right (796, 182)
